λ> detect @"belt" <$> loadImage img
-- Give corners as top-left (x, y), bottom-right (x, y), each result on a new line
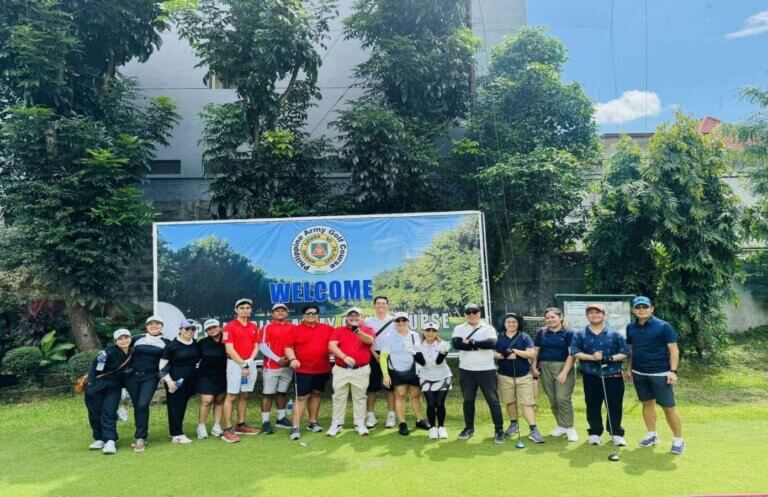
top-left (335, 363), bottom-right (369, 370)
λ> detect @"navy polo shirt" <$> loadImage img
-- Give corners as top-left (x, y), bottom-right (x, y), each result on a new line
top-left (534, 328), bottom-right (574, 362)
top-left (626, 316), bottom-right (677, 374)
top-left (496, 332), bottom-right (534, 377)
top-left (570, 326), bottom-right (630, 377)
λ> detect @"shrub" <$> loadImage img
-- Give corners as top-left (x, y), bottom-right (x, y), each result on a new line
top-left (38, 331), bottom-right (76, 366)
top-left (2, 346), bottom-right (44, 383)
top-left (68, 350), bottom-right (101, 377)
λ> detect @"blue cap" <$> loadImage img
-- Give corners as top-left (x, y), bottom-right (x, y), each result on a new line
top-left (632, 296), bottom-right (652, 307)
top-left (180, 319), bottom-right (196, 329)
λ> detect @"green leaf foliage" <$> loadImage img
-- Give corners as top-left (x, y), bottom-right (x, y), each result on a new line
top-left (38, 330), bottom-right (76, 366)
top-left (2, 346), bottom-right (43, 383)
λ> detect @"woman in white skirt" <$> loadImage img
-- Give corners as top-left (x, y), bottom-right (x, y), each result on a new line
top-left (414, 321), bottom-right (452, 439)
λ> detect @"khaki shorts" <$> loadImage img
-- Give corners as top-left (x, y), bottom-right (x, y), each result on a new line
top-left (498, 373), bottom-right (535, 406)
top-left (262, 368), bottom-right (292, 395)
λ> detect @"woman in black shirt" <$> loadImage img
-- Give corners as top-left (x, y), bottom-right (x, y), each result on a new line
top-left (160, 319), bottom-right (201, 444)
top-left (196, 319), bottom-right (227, 439)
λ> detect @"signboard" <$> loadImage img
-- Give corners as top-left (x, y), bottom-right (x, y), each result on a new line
top-left (153, 211), bottom-right (490, 341)
top-left (554, 294), bottom-right (635, 337)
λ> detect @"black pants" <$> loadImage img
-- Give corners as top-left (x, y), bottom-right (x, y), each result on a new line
top-left (166, 375), bottom-right (197, 436)
top-left (84, 380), bottom-right (122, 442)
top-left (126, 371), bottom-right (159, 440)
top-left (423, 390), bottom-right (448, 427)
top-left (583, 373), bottom-right (625, 436)
top-left (459, 369), bottom-right (504, 432)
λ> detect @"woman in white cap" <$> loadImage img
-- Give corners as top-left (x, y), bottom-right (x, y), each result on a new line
top-left (126, 315), bottom-right (170, 452)
top-left (85, 329), bottom-right (133, 454)
top-left (196, 319), bottom-right (227, 439)
top-left (380, 311), bottom-right (428, 436)
top-left (159, 319), bottom-right (201, 444)
top-left (413, 321), bottom-right (452, 439)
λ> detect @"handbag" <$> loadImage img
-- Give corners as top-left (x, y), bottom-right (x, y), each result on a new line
top-left (74, 352), bottom-right (133, 393)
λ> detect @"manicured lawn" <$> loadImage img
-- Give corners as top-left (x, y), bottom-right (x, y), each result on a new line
top-left (1, 330), bottom-right (767, 497)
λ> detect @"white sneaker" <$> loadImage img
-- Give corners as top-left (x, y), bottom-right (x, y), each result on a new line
top-left (549, 426), bottom-right (567, 437)
top-left (588, 435), bottom-right (602, 445)
top-left (365, 412), bottom-right (378, 428)
top-left (566, 428), bottom-right (579, 442)
top-left (211, 424), bottom-right (223, 437)
top-left (197, 423), bottom-right (208, 439)
top-left (385, 411), bottom-right (396, 428)
top-left (612, 435), bottom-right (627, 446)
top-left (428, 427), bottom-right (438, 439)
top-left (326, 424), bottom-right (342, 437)
top-left (171, 435), bottom-right (193, 444)
top-left (356, 425), bottom-right (369, 436)
top-left (89, 440), bottom-right (105, 450)
top-left (437, 427), bottom-right (448, 439)
top-left (102, 440), bottom-right (116, 454)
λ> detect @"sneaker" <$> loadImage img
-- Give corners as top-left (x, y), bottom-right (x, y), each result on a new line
top-left (549, 426), bottom-right (567, 437)
top-left (565, 428), bottom-right (579, 442)
top-left (670, 441), bottom-right (685, 455)
top-left (211, 424), bottom-right (223, 437)
top-left (504, 420), bottom-right (519, 436)
top-left (171, 435), bottom-right (193, 444)
top-left (262, 421), bottom-right (274, 435)
top-left (88, 440), bottom-right (105, 450)
top-left (415, 418), bottom-right (430, 431)
top-left (326, 424), bottom-right (342, 437)
top-left (494, 430), bottom-right (506, 444)
top-left (437, 427), bottom-right (448, 439)
top-left (235, 423), bottom-right (261, 435)
top-left (528, 428), bottom-right (545, 444)
top-left (197, 423), bottom-right (208, 439)
top-left (356, 424), bottom-right (370, 436)
top-left (102, 440), bottom-right (116, 454)
top-left (638, 433), bottom-right (660, 447)
top-left (365, 412), bottom-right (378, 428)
top-left (131, 438), bottom-right (146, 452)
top-left (457, 427), bottom-right (474, 440)
top-left (612, 435), bottom-right (627, 447)
top-left (275, 417), bottom-right (292, 429)
top-left (308, 421), bottom-right (323, 433)
top-left (428, 427), bottom-right (438, 439)
top-left (398, 422), bottom-right (410, 436)
top-left (588, 435), bottom-right (602, 445)
top-left (221, 428), bottom-right (240, 443)
top-left (290, 427), bottom-right (301, 440)
top-left (385, 411), bottom-right (396, 428)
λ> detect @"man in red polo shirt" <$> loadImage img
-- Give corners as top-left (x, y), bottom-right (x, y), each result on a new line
top-left (285, 304), bottom-right (334, 440)
top-left (258, 303), bottom-right (296, 434)
top-left (220, 298), bottom-right (261, 443)
top-left (327, 307), bottom-right (375, 437)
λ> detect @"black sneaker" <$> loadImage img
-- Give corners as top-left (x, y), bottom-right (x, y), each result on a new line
top-left (308, 421), bottom-right (323, 433)
top-left (457, 427), bottom-right (474, 440)
top-left (494, 430), bottom-right (506, 444)
top-left (275, 417), bottom-right (293, 429)
top-left (415, 418), bottom-right (430, 431)
top-left (398, 422), bottom-right (410, 436)
top-left (262, 421), bottom-right (274, 435)
top-left (289, 427), bottom-right (300, 440)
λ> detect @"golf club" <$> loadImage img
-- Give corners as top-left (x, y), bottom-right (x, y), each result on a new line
top-left (511, 351), bottom-right (525, 449)
top-left (598, 357), bottom-right (620, 462)
top-left (291, 369), bottom-right (307, 446)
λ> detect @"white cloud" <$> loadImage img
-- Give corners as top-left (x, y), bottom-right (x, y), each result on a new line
top-left (726, 11), bottom-right (768, 40)
top-left (594, 90), bottom-right (662, 125)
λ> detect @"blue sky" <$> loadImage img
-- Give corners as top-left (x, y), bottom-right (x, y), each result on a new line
top-left (526, 1), bottom-right (768, 134)
top-left (158, 213), bottom-right (474, 281)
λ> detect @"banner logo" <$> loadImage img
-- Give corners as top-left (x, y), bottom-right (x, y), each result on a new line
top-left (292, 226), bottom-right (348, 274)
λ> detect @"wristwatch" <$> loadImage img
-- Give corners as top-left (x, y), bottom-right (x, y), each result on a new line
top-left (670, 369), bottom-right (677, 373)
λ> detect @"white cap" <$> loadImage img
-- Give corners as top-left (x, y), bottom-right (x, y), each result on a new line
top-left (345, 307), bottom-right (363, 316)
top-left (145, 315), bottom-right (164, 325)
top-left (272, 303), bottom-right (288, 311)
top-left (394, 311), bottom-right (410, 321)
top-left (203, 319), bottom-right (220, 330)
top-left (113, 328), bottom-right (132, 340)
top-left (423, 321), bottom-right (440, 330)
top-left (234, 298), bottom-right (253, 308)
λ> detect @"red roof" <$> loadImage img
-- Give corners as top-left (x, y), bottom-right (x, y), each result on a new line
top-left (696, 116), bottom-right (722, 135)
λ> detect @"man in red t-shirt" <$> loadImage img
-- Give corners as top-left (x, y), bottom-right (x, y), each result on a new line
top-left (327, 307), bottom-right (375, 437)
top-left (220, 298), bottom-right (261, 442)
top-left (284, 304), bottom-right (334, 440)
top-left (258, 303), bottom-right (296, 434)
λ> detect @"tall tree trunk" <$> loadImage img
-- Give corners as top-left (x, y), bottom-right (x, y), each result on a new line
top-left (64, 295), bottom-right (101, 351)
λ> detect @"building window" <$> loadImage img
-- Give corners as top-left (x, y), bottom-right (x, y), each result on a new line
top-left (149, 160), bottom-right (181, 175)
top-left (207, 72), bottom-right (230, 89)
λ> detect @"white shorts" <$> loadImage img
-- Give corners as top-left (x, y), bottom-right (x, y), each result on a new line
top-left (262, 368), bottom-right (292, 395)
top-left (226, 359), bottom-right (258, 394)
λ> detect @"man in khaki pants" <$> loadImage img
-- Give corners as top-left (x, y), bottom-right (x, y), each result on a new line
top-left (327, 307), bottom-right (375, 437)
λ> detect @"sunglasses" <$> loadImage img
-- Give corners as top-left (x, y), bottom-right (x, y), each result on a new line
top-left (633, 305), bottom-right (650, 309)
top-left (464, 310), bottom-right (480, 315)
top-left (395, 318), bottom-right (408, 323)
top-left (304, 311), bottom-right (318, 316)
top-left (424, 329), bottom-right (438, 332)
top-left (183, 327), bottom-right (196, 331)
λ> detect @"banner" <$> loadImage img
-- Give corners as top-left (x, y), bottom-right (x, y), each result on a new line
top-left (153, 211), bottom-right (490, 340)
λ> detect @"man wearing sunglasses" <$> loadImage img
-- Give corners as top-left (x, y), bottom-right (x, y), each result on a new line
top-left (626, 296), bottom-right (684, 455)
top-left (451, 303), bottom-right (505, 444)
top-left (284, 305), bottom-right (334, 440)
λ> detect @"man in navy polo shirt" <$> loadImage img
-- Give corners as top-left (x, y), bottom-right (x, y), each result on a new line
top-left (626, 296), bottom-right (684, 455)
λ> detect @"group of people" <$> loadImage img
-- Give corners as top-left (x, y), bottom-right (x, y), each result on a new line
top-left (83, 295), bottom-right (685, 456)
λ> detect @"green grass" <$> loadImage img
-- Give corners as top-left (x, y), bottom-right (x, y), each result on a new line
top-left (1, 331), bottom-right (768, 497)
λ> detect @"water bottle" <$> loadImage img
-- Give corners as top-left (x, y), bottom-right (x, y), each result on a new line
top-left (241, 374), bottom-right (248, 386)
top-left (287, 398), bottom-right (294, 410)
top-left (96, 351), bottom-right (107, 371)
top-left (117, 407), bottom-right (128, 422)
top-left (174, 378), bottom-right (184, 389)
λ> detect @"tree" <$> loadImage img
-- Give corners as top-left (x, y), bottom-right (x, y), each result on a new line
top-left (176, 0), bottom-right (337, 218)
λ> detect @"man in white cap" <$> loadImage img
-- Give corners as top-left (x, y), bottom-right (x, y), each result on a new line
top-left (326, 307), bottom-right (375, 436)
top-left (258, 302), bottom-right (296, 434)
